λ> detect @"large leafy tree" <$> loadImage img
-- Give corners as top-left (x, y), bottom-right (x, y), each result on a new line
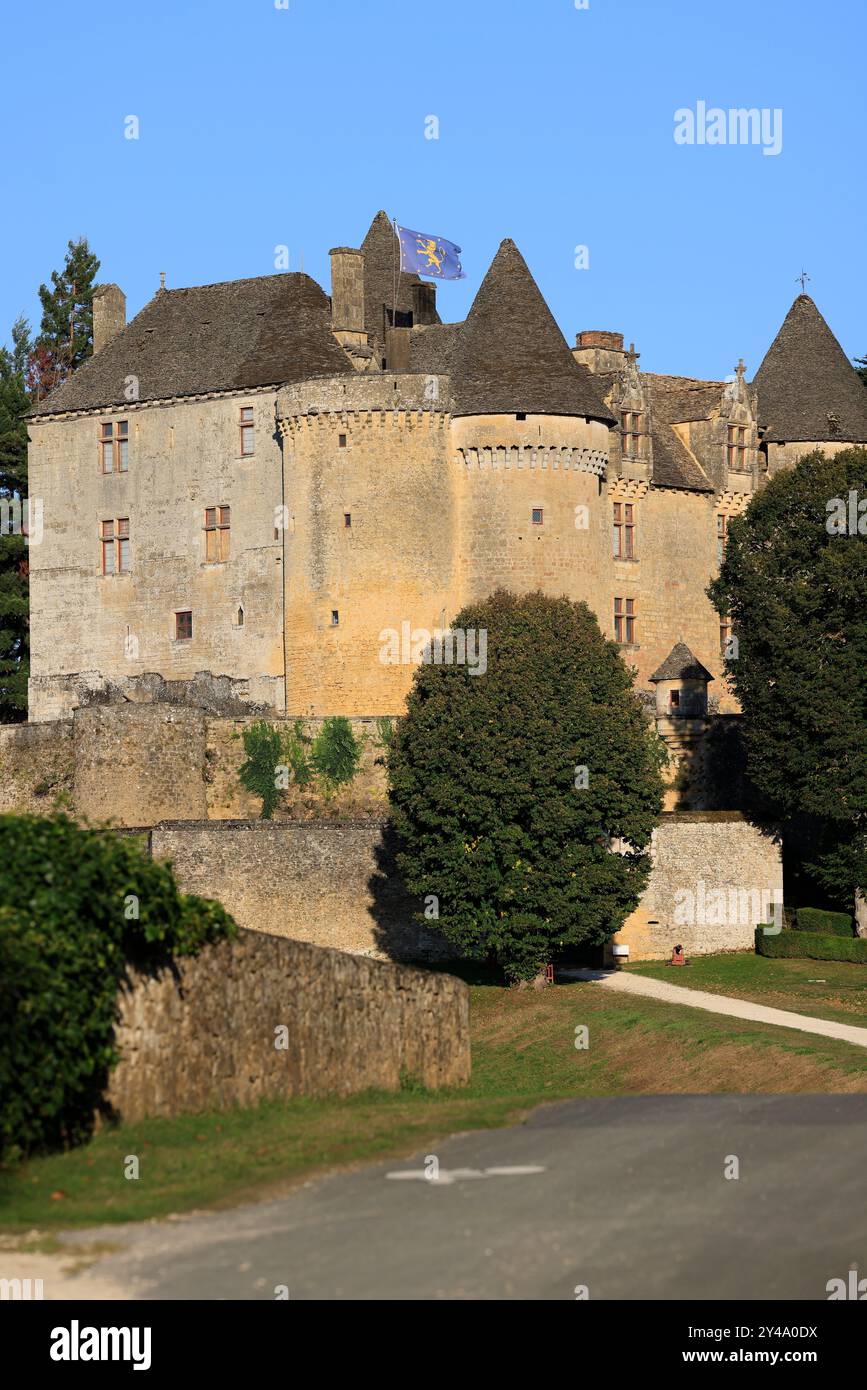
top-left (709, 447), bottom-right (867, 904)
top-left (27, 237), bottom-right (99, 401)
top-left (387, 591), bottom-right (666, 980)
top-left (0, 316), bottom-right (32, 720)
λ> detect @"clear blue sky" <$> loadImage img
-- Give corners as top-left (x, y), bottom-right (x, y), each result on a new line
top-left (1, 0), bottom-right (864, 379)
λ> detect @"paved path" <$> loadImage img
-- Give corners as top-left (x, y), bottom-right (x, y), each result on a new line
top-left (34, 1095), bottom-right (867, 1299)
top-left (565, 968), bottom-right (867, 1048)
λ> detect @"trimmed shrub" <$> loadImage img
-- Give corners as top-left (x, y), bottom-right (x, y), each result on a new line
top-left (755, 926), bottom-right (867, 964)
top-left (796, 907), bottom-right (853, 938)
top-left (0, 814), bottom-right (237, 1158)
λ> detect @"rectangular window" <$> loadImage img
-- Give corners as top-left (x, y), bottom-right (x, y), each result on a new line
top-left (532, 507), bottom-right (544, 525)
top-left (100, 420), bottom-right (129, 473)
top-left (205, 504), bottom-right (230, 561)
top-left (621, 411), bottom-right (644, 459)
top-left (614, 596), bottom-right (635, 644)
top-left (613, 502), bottom-right (636, 558)
top-left (331, 610), bottom-right (339, 626)
top-left (101, 518), bottom-right (129, 574)
top-left (344, 513), bottom-right (352, 528)
top-left (716, 512), bottom-right (728, 564)
top-left (727, 424), bottom-right (749, 470)
top-left (175, 611), bottom-right (193, 641)
top-left (339, 434), bottom-right (347, 448)
top-left (101, 519), bottom-right (115, 573)
top-left (117, 516), bottom-right (130, 573)
top-left (240, 406), bottom-right (255, 457)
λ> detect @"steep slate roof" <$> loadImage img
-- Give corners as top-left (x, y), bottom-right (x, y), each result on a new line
top-left (649, 642), bottom-right (714, 684)
top-left (30, 273), bottom-right (352, 417)
top-left (450, 240), bottom-right (615, 423)
top-left (649, 419), bottom-right (714, 493)
top-left (751, 294), bottom-right (867, 444)
top-left (588, 368), bottom-right (714, 491)
top-left (644, 374), bottom-right (725, 422)
top-left (360, 211), bottom-right (440, 353)
top-left (409, 321), bottom-right (463, 376)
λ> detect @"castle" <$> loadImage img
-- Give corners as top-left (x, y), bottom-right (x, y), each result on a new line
top-left (26, 210), bottom-right (867, 726)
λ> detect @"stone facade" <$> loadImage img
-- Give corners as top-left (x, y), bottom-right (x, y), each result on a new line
top-left (149, 819), bottom-right (445, 959)
top-left (614, 813), bottom-right (783, 961)
top-left (106, 928), bottom-right (470, 1122)
top-left (27, 213), bottom-right (867, 726)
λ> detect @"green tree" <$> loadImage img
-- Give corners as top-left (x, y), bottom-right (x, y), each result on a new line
top-left (0, 315), bottom-right (32, 721)
top-left (709, 447), bottom-right (867, 904)
top-left (387, 591), bottom-right (666, 981)
top-left (28, 237), bottom-right (100, 401)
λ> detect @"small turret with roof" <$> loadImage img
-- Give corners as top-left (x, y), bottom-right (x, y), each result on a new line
top-left (649, 642), bottom-right (713, 719)
top-left (752, 294), bottom-right (867, 451)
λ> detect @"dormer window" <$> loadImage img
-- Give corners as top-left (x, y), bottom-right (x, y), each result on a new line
top-left (621, 411), bottom-right (644, 459)
top-left (727, 425), bottom-right (749, 470)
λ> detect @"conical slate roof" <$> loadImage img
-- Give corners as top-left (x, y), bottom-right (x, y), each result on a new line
top-left (450, 239), bottom-right (615, 422)
top-left (752, 294), bottom-right (867, 444)
top-left (648, 642), bottom-right (714, 684)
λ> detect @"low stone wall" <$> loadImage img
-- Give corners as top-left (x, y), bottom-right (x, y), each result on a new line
top-left (0, 719), bottom-right (73, 813)
top-left (615, 812), bottom-right (783, 961)
top-left (151, 818), bottom-right (449, 959)
top-left (106, 929), bottom-right (470, 1122)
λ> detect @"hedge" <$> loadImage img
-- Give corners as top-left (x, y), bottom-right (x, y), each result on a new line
top-left (0, 814), bottom-right (237, 1159)
top-left (755, 926), bottom-right (867, 963)
top-left (796, 907), bottom-right (854, 938)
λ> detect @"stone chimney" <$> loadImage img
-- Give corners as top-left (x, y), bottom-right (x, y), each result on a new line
top-left (411, 281), bottom-right (437, 326)
top-left (572, 329), bottom-right (628, 375)
top-left (329, 247), bottom-right (367, 351)
top-left (92, 284), bottom-right (126, 353)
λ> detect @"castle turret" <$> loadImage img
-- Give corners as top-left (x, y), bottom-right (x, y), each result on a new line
top-left (752, 294), bottom-right (867, 474)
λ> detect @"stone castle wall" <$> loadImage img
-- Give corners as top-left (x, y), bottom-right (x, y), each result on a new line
top-left (615, 813), bottom-right (782, 961)
top-left (107, 928), bottom-right (470, 1123)
top-left (150, 818), bottom-right (449, 959)
top-left (27, 386), bottom-right (285, 723)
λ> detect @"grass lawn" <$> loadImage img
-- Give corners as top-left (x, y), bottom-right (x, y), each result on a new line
top-left (4, 971), bottom-right (867, 1234)
top-left (628, 950), bottom-right (867, 1027)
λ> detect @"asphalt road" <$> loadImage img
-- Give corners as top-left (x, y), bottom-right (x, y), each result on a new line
top-left (60, 1094), bottom-right (867, 1300)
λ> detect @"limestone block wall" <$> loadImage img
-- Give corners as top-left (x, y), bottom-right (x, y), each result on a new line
top-left (611, 484), bottom-right (729, 701)
top-left (0, 719), bottom-right (73, 813)
top-left (27, 387), bottom-right (285, 722)
top-left (107, 928), bottom-right (470, 1123)
top-left (454, 413), bottom-right (610, 615)
top-left (615, 812), bottom-right (782, 961)
top-left (73, 704), bottom-right (208, 826)
top-left (766, 439), bottom-right (855, 476)
top-left (279, 378), bottom-right (457, 717)
top-left (151, 818), bottom-right (450, 959)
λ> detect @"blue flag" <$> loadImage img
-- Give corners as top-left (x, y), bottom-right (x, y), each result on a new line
top-left (397, 224), bottom-right (465, 280)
